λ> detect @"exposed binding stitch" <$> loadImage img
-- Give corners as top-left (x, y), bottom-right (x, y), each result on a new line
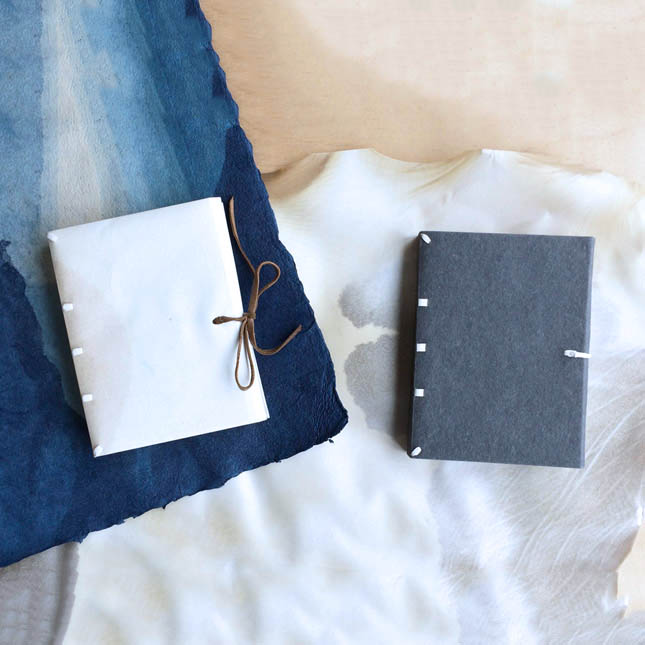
top-left (564, 350), bottom-right (591, 359)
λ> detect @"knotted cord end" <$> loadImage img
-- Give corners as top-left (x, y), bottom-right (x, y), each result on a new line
top-left (212, 197), bottom-right (302, 390)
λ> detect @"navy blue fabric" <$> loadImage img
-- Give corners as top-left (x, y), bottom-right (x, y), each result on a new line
top-left (0, 3), bottom-right (346, 566)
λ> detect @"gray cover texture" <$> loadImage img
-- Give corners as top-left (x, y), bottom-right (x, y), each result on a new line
top-left (410, 231), bottom-right (594, 468)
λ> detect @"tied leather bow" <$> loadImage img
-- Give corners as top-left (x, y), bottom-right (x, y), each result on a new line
top-left (213, 197), bottom-right (302, 391)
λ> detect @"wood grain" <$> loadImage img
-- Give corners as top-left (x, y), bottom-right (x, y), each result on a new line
top-left (202, 0), bottom-right (645, 187)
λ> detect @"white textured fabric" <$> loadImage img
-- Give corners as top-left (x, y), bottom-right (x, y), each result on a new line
top-left (48, 198), bottom-right (268, 456)
top-left (64, 150), bottom-right (645, 644)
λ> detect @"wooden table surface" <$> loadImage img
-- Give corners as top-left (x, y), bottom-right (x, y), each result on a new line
top-left (203, 0), bottom-right (645, 189)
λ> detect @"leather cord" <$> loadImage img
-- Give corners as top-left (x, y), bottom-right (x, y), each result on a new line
top-left (213, 197), bottom-right (302, 390)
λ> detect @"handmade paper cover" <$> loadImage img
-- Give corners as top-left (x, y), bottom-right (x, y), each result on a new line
top-left (0, 1), bottom-right (347, 567)
top-left (48, 198), bottom-right (268, 456)
top-left (410, 231), bottom-right (594, 468)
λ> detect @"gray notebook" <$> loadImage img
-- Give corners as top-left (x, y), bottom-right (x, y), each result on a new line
top-left (410, 231), bottom-right (594, 468)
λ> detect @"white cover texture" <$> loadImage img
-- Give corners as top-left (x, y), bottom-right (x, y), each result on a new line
top-left (48, 197), bottom-right (268, 456)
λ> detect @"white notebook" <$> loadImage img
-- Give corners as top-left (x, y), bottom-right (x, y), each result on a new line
top-left (47, 198), bottom-right (269, 456)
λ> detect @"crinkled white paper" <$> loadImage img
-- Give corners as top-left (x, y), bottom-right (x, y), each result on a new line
top-left (66, 150), bottom-right (645, 644)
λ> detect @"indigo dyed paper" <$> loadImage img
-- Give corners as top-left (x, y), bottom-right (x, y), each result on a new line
top-left (0, 0), bottom-right (346, 566)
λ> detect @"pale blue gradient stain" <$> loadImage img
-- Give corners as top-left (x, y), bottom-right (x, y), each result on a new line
top-left (1, 0), bottom-right (235, 402)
